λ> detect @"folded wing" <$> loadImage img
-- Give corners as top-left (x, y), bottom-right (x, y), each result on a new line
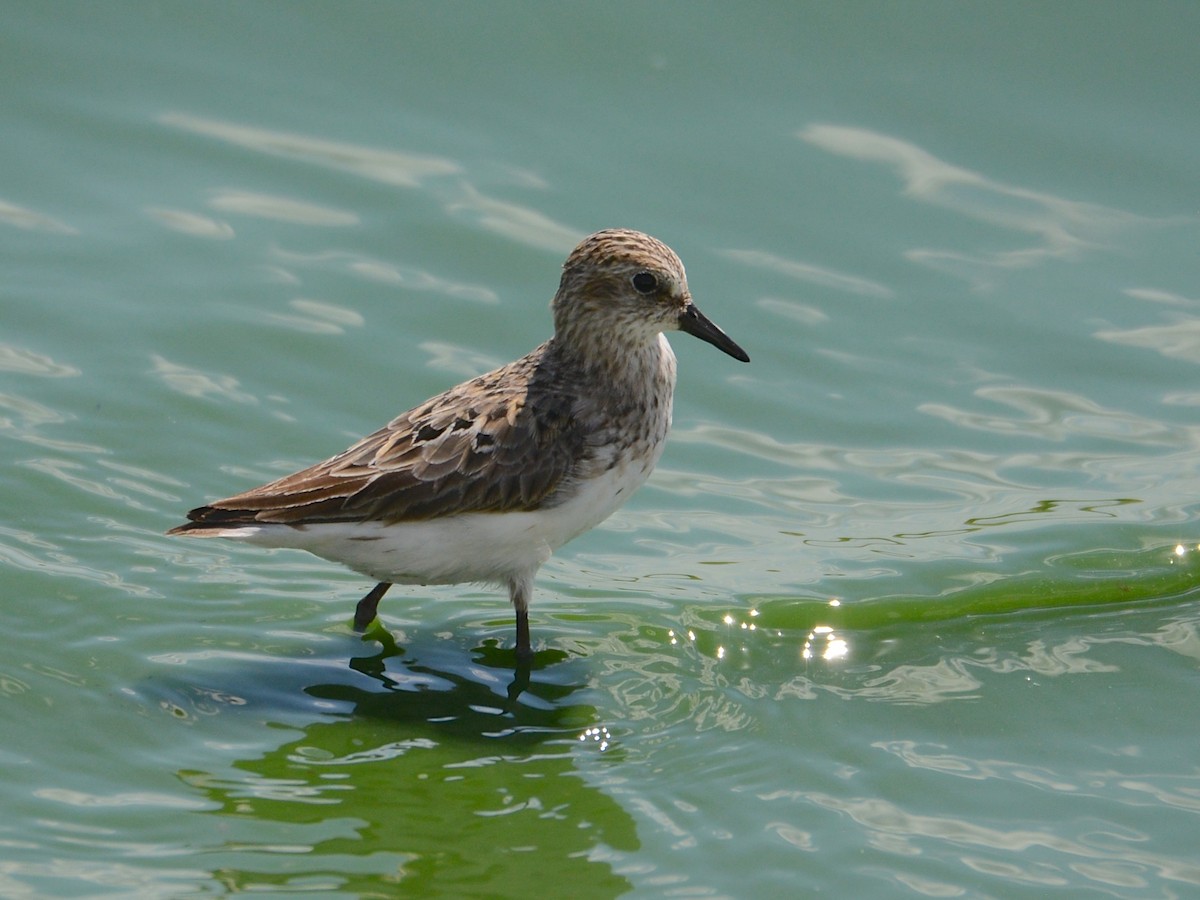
top-left (169, 352), bottom-right (585, 532)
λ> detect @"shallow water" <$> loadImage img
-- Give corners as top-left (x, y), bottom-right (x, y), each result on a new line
top-left (4, 3), bottom-right (1200, 897)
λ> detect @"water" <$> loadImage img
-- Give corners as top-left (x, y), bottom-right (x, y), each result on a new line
top-left (4, 3), bottom-right (1200, 896)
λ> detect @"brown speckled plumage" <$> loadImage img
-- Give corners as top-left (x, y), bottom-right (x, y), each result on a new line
top-left (168, 228), bottom-right (748, 658)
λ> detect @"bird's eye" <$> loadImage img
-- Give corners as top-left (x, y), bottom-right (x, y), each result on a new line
top-left (631, 272), bottom-right (658, 294)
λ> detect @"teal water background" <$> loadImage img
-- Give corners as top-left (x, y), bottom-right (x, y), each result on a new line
top-left (4, 3), bottom-right (1200, 897)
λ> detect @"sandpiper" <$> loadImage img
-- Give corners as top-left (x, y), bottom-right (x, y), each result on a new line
top-left (168, 228), bottom-right (749, 658)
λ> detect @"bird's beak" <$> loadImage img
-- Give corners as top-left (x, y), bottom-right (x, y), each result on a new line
top-left (678, 303), bottom-right (750, 362)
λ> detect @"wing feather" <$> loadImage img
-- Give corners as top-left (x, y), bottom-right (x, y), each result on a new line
top-left (169, 347), bottom-right (589, 533)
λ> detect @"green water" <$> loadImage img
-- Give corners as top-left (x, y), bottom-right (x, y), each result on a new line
top-left (4, 3), bottom-right (1200, 897)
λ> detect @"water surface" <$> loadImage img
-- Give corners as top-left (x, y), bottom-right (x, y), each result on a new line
top-left (3, 3), bottom-right (1200, 897)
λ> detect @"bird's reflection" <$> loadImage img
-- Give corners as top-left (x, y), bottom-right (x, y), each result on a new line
top-left (142, 621), bottom-right (588, 746)
top-left (148, 626), bottom-right (633, 897)
top-left (296, 624), bottom-right (581, 735)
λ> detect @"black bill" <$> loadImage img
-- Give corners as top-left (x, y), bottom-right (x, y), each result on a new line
top-left (678, 303), bottom-right (750, 363)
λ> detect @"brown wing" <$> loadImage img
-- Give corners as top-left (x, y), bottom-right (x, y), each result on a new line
top-left (169, 348), bottom-right (587, 532)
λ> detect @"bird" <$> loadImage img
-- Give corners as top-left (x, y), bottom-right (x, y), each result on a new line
top-left (167, 228), bottom-right (749, 659)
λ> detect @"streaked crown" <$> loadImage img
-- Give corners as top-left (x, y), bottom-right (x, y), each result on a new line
top-left (552, 229), bottom-right (690, 347)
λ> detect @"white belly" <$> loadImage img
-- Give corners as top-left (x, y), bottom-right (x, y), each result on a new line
top-left (214, 454), bottom-right (659, 586)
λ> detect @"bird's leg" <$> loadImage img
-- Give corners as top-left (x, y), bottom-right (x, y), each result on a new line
top-left (505, 654), bottom-right (532, 707)
top-left (515, 607), bottom-right (532, 660)
top-left (508, 576), bottom-right (534, 661)
top-left (354, 582), bottom-right (392, 631)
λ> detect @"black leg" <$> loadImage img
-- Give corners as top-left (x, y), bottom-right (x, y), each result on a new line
top-left (508, 576), bottom-right (534, 661)
top-left (515, 606), bottom-right (532, 661)
top-left (505, 653), bottom-right (532, 707)
top-left (354, 582), bottom-right (391, 631)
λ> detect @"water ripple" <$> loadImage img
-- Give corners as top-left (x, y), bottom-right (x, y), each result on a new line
top-left (796, 791), bottom-right (1200, 887)
top-left (919, 385), bottom-right (1197, 447)
top-left (1096, 314), bottom-right (1200, 364)
top-left (160, 112), bottom-right (582, 252)
top-left (143, 207), bottom-right (235, 239)
top-left (207, 189), bottom-right (359, 227)
top-left (723, 248), bottom-right (893, 299)
top-left (149, 355), bottom-right (257, 405)
top-left (0, 197), bottom-right (77, 234)
top-left (797, 123), bottom-right (1172, 287)
top-left (0, 524), bottom-right (157, 598)
top-left (159, 113), bottom-right (460, 188)
top-left (268, 246), bottom-right (499, 304)
top-left (0, 344), bottom-right (80, 378)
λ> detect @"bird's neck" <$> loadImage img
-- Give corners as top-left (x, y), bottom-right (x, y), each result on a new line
top-left (549, 330), bottom-right (677, 393)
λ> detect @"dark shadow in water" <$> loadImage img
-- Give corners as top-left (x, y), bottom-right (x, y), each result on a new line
top-left (144, 624), bottom-right (592, 740)
top-left (139, 627), bottom-right (636, 897)
top-left (334, 620), bottom-right (574, 726)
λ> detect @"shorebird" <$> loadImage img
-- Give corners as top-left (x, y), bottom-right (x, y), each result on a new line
top-left (168, 228), bottom-right (749, 658)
